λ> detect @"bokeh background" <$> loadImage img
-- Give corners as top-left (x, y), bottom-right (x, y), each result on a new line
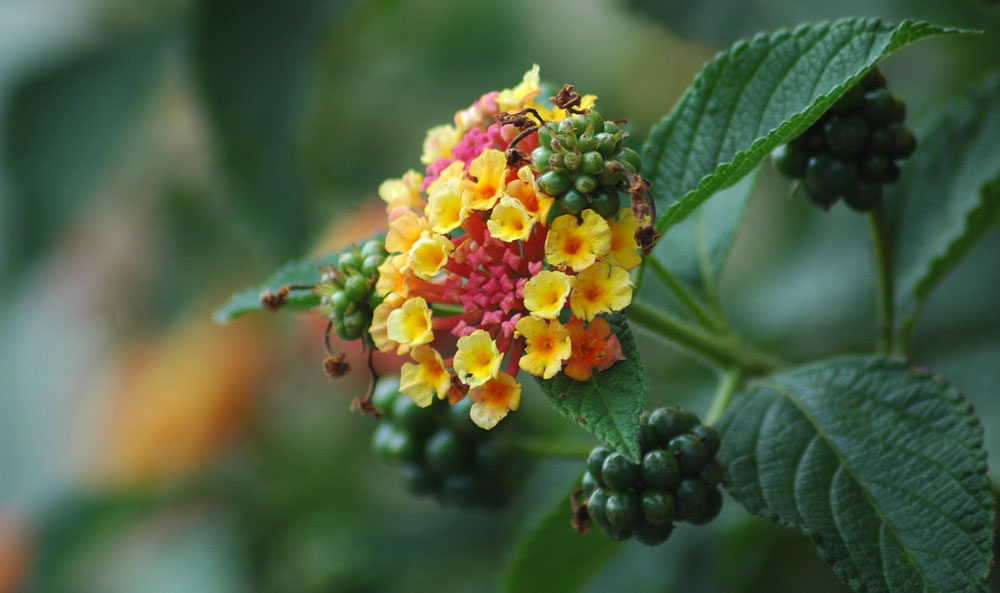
top-left (1, 0), bottom-right (998, 591)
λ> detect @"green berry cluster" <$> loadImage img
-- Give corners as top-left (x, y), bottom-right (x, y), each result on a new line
top-left (529, 110), bottom-right (640, 219)
top-left (315, 238), bottom-right (387, 341)
top-left (772, 68), bottom-right (916, 211)
top-left (582, 406), bottom-right (723, 546)
top-left (370, 377), bottom-right (520, 508)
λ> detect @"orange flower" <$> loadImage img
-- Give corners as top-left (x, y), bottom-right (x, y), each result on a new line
top-left (563, 317), bottom-right (625, 381)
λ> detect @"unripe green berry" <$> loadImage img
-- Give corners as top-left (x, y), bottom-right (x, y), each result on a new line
top-left (425, 429), bottom-right (469, 475)
top-left (616, 147), bottom-right (641, 170)
top-left (371, 422), bottom-right (398, 461)
top-left (537, 125), bottom-right (553, 148)
top-left (340, 309), bottom-right (367, 340)
top-left (587, 488), bottom-right (612, 531)
top-left (805, 155), bottom-right (856, 204)
top-left (674, 478), bottom-right (708, 522)
top-left (582, 471), bottom-right (599, 498)
top-left (649, 406), bottom-right (699, 442)
top-left (586, 446), bottom-right (611, 481)
top-left (601, 452), bottom-right (640, 491)
top-left (844, 181), bottom-right (883, 212)
top-left (668, 434), bottom-right (709, 475)
top-left (888, 96), bottom-right (906, 123)
top-left (863, 89), bottom-right (896, 123)
top-left (367, 292), bottom-right (383, 310)
top-left (384, 427), bottom-right (420, 464)
top-left (883, 161), bottom-right (901, 183)
top-left (360, 239), bottom-right (387, 259)
top-left (892, 127), bottom-right (916, 158)
top-left (823, 115), bottom-right (870, 158)
top-left (590, 190), bottom-right (619, 219)
top-left (329, 291), bottom-right (350, 316)
top-left (772, 144), bottom-right (808, 178)
top-left (344, 274), bottom-right (371, 304)
top-left (861, 154), bottom-right (889, 181)
top-left (574, 174), bottom-right (598, 194)
top-left (475, 438), bottom-right (510, 474)
top-left (640, 489), bottom-right (676, 526)
top-left (557, 119), bottom-right (574, 134)
top-left (830, 83), bottom-right (865, 114)
top-left (538, 170), bottom-right (571, 195)
top-left (446, 397), bottom-right (476, 436)
top-left (602, 121), bottom-right (621, 134)
top-left (441, 473), bottom-right (480, 507)
top-left (578, 133), bottom-right (596, 153)
top-left (700, 458), bottom-right (724, 486)
top-left (531, 147), bottom-right (554, 170)
top-left (605, 491), bottom-right (641, 531)
top-left (689, 424), bottom-right (720, 455)
top-left (595, 132), bottom-right (617, 156)
top-left (862, 68), bottom-right (887, 90)
top-left (638, 411), bottom-right (659, 451)
top-left (570, 115), bottom-right (588, 134)
top-left (338, 250), bottom-right (363, 273)
top-left (599, 162), bottom-right (624, 187)
top-left (371, 376), bottom-right (401, 416)
top-left (401, 464), bottom-right (436, 495)
top-left (393, 395), bottom-right (436, 437)
top-left (635, 522), bottom-right (673, 546)
top-left (870, 127), bottom-right (895, 154)
top-left (332, 316), bottom-right (346, 341)
top-left (688, 486), bottom-right (723, 525)
top-left (548, 152), bottom-right (565, 170)
top-left (581, 151), bottom-right (604, 175)
top-left (563, 151), bottom-right (581, 170)
top-left (561, 190), bottom-right (589, 217)
top-left (641, 449), bottom-right (680, 490)
top-left (589, 111), bottom-right (605, 132)
top-left (362, 254), bottom-right (384, 276)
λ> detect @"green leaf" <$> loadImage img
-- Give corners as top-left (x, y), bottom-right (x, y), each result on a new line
top-left (642, 18), bottom-right (971, 235)
top-left (888, 74), bottom-right (1000, 345)
top-left (213, 253), bottom-right (338, 322)
top-left (534, 311), bottom-right (647, 463)
top-left (717, 356), bottom-right (994, 593)
top-left (504, 491), bottom-right (621, 593)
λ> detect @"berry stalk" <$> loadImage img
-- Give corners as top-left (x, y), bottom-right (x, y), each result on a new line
top-left (646, 256), bottom-right (728, 333)
top-left (867, 204), bottom-right (897, 355)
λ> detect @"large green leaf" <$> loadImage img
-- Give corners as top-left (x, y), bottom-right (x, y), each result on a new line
top-left (642, 18), bottom-right (970, 235)
top-left (718, 356), bottom-right (994, 593)
top-left (504, 491), bottom-right (621, 593)
top-left (213, 253), bottom-right (337, 322)
top-left (887, 74), bottom-right (1000, 345)
top-left (534, 311), bottom-right (648, 463)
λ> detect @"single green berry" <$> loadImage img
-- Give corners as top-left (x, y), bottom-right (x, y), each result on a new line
top-left (384, 427), bottom-right (421, 465)
top-left (371, 376), bottom-right (401, 416)
top-left (641, 449), bottom-right (680, 490)
top-left (595, 132), bottom-right (617, 156)
top-left (605, 491), bottom-right (641, 530)
top-left (578, 133), bottom-right (597, 153)
top-left (339, 309), bottom-right (367, 341)
top-left (861, 154), bottom-right (889, 181)
top-left (574, 174), bottom-right (598, 194)
top-left (844, 181), bottom-right (883, 212)
top-left (548, 152), bottom-right (565, 170)
top-left (588, 489), bottom-right (615, 537)
top-left (616, 147), bottom-right (641, 170)
top-left (537, 125), bottom-right (553, 148)
top-left (674, 478), bottom-right (708, 522)
top-left (582, 471), bottom-right (599, 498)
top-left (601, 452), bottom-right (640, 491)
top-left (888, 96), bottom-right (906, 123)
top-left (639, 411), bottom-right (659, 451)
top-left (367, 292), bottom-right (383, 310)
top-left (688, 486), bottom-right (723, 525)
top-left (329, 291), bottom-right (350, 316)
top-left (892, 127), bottom-right (916, 158)
top-left (570, 115), bottom-right (589, 134)
top-left (649, 406), bottom-right (699, 442)
top-left (338, 250), bottom-right (363, 273)
top-left (474, 439), bottom-right (510, 474)
top-left (392, 396), bottom-right (436, 437)
top-left (863, 89), bottom-right (896, 123)
top-left (344, 274), bottom-right (371, 304)
top-left (689, 424), bottom-right (720, 455)
top-left (441, 473), bottom-right (481, 507)
top-left (360, 239), bottom-right (387, 259)
top-left (361, 254), bottom-right (384, 276)
top-left (700, 458), bottom-right (724, 486)
top-left (862, 68), bottom-right (887, 90)
top-left (869, 127), bottom-right (895, 154)
top-left (883, 161), bottom-right (901, 183)
top-left (668, 434), bottom-right (709, 475)
top-left (823, 115), bottom-right (870, 158)
top-left (564, 151), bottom-right (581, 171)
top-left (531, 147), bottom-right (554, 170)
top-left (589, 110), bottom-right (605, 132)
top-left (598, 162), bottom-right (624, 187)
top-left (561, 190), bottom-right (589, 217)
top-left (590, 190), bottom-right (619, 219)
top-left (400, 464), bottom-right (436, 496)
top-left (581, 151), bottom-right (604, 175)
top-left (772, 144), bottom-right (808, 178)
top-left (640, 489), bottom-right (676, 526)
top-left (804, 155), bottom-right (856, 204)
top-left (371, 422), bottom-right (398, 461)
top-left (557, 119), bottom-right (574, 134)
top-left (586, 446), bottom-right (611, 481)
top-left (425, 429), bottom-right (469, 475)
top-left (332, 316), bottom-right (346, 341)
top-left (538, 170), bottom-right (571, 195)
top-left (634, 522), bottom-right (673, 546)
top-left (602, 121), bottom-right (621, 134)
top-left (830, 83), bottom-right (865, 114)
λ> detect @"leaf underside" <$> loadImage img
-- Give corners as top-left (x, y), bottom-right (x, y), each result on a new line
top-left (718, 356), bottom-right (994, 593)
top-left (534, 311), bottom-right (648, 464)
top-left (642, 18), bottom-right (971, 235)
top-left (213, 253), bottom-right (338, 322)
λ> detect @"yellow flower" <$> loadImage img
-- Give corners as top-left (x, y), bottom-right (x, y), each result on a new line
top-left (426, 178), bottom-right (469, 234)
top-left (522, 270), bottom-right (573, 319)
top-left (378, 170), bottom-right (424, 212)
top-left (487, 197), bottom-right (535, 242)
top-left (421, 124), bottom-right (460, 165)
top-left (545, 209), bottom-right (612, 272)
top-left (399, 345), bottom-right (451, 407)
top-left (468, 372), bottom-right (521, 429)
top-left (463, 149), bottom-right (507, 211)
top-left (453, 329), bottom-right (502, 387)
top-left (495, 64), bottom-right (542, 113)
top-left (385, 211), bottom-right (429, 256)
top-left (570, 262), bottom-right (633, 321)
top-left (369, 294), bottom-right (405, 353)
top-left (387, 297), bottom-right (434, 353)
top-left (408, 232), bottom-right (454, 279)
top-left (516, 317), bottom-right (571, 379)
top-left (426, 160), bottom-right (466, 195)
top-left (504, 166), bottom-right (554, 224)
top-left (605, 209), bottom-right (642, 270)
top-left (375, 255), bottom-right (409, 298)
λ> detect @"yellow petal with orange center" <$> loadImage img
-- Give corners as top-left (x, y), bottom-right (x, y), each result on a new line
top-left (378, 170), bottom-right (425, 212)
top-left (426, 178), bottom-right (469, 234)
top-left (463, 149), bottom-right (507, 211)
top-left (468, 372), bottom-right (522, 429)
top-left (487, 197), bottom-right (535, 242)
top-left (386, 297), bottom-right (434, 354)
top-left (522, 270), bottom-right (573, 319)
top-left (544, 209), bottom-right (611, 272)
top-left (399, 345), bottom-right (452, 407)
top-left (453, 329), bottom-right (502, 387)
top-left (605, 209), bottom-right (642, 270)
top-left (408, 232), bottom-right (454, 280)
top-left (369, 294), bottom-right (405, 353)
top-left (421, 124), bottom-right (460, 165)
top-left (504, 166), bottom-right (554, 224)
top-left (385, 211), bottom-right (429, 256)
top-left (426, 160), bottom-right (466, 195)
top-left (516, 316), bottom-right (571, 379)
top-left (375, 255), bottom-right (410, 298)
top-left (569, 262), bottom-right (634, 321)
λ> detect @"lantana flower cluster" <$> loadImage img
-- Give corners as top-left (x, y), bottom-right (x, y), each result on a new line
top-left (369, 66), bottom-right (648, 430)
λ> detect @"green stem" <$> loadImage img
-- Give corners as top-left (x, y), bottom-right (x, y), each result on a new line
top-left (867, 205), bottom-right (896, 355)
top-left (647, 257), bottom-right (726, 333)
top-left (992, 475), bottom-right (1000, 503)
top-left (627, 302), bottom-right (784, 374)
top-left (705, 369), bottom-right (744, 425)
top-left (512, 438), bottom-right (594, 459)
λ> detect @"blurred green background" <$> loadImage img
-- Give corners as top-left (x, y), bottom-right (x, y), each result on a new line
top-left (1, 0), bottom-right (998, 591)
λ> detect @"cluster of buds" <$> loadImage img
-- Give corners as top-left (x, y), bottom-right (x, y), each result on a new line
top-left (323, 66), bottom-right (655, 431)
